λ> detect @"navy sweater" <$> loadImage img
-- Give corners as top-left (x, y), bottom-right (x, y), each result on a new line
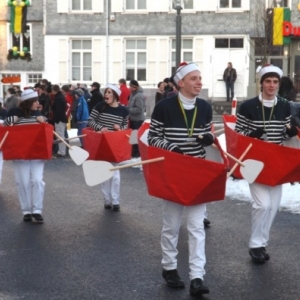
top-left (148, 95), bottom-right (213, 158)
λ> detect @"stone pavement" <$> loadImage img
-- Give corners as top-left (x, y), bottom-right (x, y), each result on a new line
top-left (0, 157), bottom-right (299, 300)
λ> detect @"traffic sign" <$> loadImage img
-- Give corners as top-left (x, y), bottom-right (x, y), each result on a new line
top-left (1, 76), bottom-right (21, 84)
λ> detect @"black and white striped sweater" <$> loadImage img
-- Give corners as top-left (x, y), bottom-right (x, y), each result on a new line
top-left (235, 96), bottom-right (291, 145)
top-left (4, 107), bottom-right (46, 126)
top-left (148, 95), bottom-right (213, 158)
top-left (88, 102), bottom-right (129, 131)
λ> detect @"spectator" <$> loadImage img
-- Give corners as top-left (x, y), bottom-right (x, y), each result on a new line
top-left (127, 79), bottom-right (145, 162)
top-left (223, 62), bottom-right (237, 102)
top-left (155, 81), bottom-right (165, 105)
top-left (5, 87), bottom-right (20, 111)
top-left (74, 89), bottom-right (89, 146)
top-left (51, 85), bottom-right (67, 157)
top-left (118, 78), bottom-right (130, 106)
top-left (88, 82), bottom-right (104, 113)
top-left (80, 83), bottom-right (92, 102)
top-left (38, 85), bottom-right (51, 118)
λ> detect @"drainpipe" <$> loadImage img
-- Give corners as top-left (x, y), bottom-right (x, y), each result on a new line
top-left (105, 0), bottom-right (109, 83)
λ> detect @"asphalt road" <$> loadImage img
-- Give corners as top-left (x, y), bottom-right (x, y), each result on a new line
top-left (0, 156), bottom-right (299, 300)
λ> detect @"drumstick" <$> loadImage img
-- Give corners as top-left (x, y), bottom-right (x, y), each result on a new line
top-left (110, 157), bottom-right (165, 171)
top-left (0, 132), bottom-right (9, 150)
top-left (213, 128), bottom-right (224, 134)
top-left (211, 144), bottom-right (245, 167)
top-left (53, 134), bottom-right (86, 144)
top-left (53, 131), bottom-right (72, 150)
top-left (227, 143), bottom-right (252, 178)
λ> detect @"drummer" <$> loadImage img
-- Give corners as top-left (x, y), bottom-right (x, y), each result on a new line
top-left (4, 89), bottom-right (47, 223)
top-left (148, 62), bottom-right (213, 296)
top-left (88, 84), bottom-right (129, 211)
top-left (235, 65), bottom-right (298, 263)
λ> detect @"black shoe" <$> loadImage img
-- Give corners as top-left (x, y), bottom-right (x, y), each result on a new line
top-left (32, 213), bottom-right (44, 223)
top-left (162, 269), bottom-right (185, 289)
top-left (23, 214), bottom-right (32, 222)
top-left (249, 248), bottom-right (265, 263)
top-left (261, 247), bottom-right (270, 260)
top-left (190, 278), bottom-right (210, 296)
top-left (104, 204), bottom-right (112, 209)
top-left (203, 218), bottom-right (210, 228)
top-left (112, 205), bottom-right (120, 211)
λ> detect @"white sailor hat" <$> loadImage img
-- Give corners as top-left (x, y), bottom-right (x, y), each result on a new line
top-left (259, 65), bottom-right (283, 83)
top-left (173, 62), bottom-right (201, 84)
top-left (20, 89), bottom-right (38, 101)
top-left (105, 83), bottom-right (122, 96)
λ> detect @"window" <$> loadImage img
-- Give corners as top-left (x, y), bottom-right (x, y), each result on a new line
top-left (220, 0), bottom-right (241, 8)
top-left (72, 0), bottom-right (92, 10)
top-left (28, 74), bottom-right (43, 84)
top-left (267, 0), bottom-right (289, 7)
top-left (126, 0), bottom-right (146, 10)
top-left (215, 38), bottom-right (244, 48)
top-left (7, 23), bottom-right (32, 53)
top-left (171, 39), bottom-right (193, 75)
top-left (125, 39), bottom-right (147, 81)
top-left (71, 40), bottom-right (92, 81)
top-left (183, 0), bottom-right (193, 9)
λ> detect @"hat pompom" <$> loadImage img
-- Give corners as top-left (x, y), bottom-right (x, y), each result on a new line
top-left (179, 62), bottom-right (188, 67)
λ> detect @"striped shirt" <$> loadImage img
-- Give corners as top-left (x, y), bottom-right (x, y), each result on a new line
top-left (148, 96), bottom-right (213, 158)
top-left (235, 96), bottom-right (291, 145)
top-left (88, 102), bottom-right (129, 131)
top-left (4, 107), bottom-right (46, 126)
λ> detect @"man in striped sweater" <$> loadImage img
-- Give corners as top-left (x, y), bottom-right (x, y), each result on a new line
top-left (148, 62), bottom-right (213, 296)
top-left (235, 65), bottom-right (298, 264)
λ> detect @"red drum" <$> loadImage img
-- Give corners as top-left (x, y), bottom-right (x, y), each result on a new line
top-left (223, 114), bottom-right (300, 186)
top-left (0, 123), bottom-right (54, 160)
top-left (138, 122), bottom-right (228, 206)
top-left (82, 128), bottom-right (132, 163)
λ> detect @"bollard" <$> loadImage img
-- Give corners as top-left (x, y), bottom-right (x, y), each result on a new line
top-left (231, 97), bottom-right (237, 115)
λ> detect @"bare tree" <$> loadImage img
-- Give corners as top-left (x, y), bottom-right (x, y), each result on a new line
top-left (248, 0), bottom-right (283, 66)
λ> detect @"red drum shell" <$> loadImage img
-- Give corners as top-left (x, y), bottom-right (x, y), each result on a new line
top-left (83, 128), bottom-right (132, 163)
top-left (138, 122), bottom-right (228, 206)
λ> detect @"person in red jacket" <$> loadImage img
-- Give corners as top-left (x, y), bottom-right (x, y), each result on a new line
top-left (61, 85), bottom-right (73, 121)
top-left (118, 78), bottom-right (130, 106)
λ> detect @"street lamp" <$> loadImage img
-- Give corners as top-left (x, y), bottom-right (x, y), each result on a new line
top-left (173, 0), bottom-right (183, 68)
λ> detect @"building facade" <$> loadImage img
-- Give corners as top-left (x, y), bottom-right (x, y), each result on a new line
top-left (2, 0), bottom-right (297, 107)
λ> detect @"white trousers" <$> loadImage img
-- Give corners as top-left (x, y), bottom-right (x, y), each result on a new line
top-left (55, 122), bottom-right (66, 155)
top-left (0, 151), bottom-right (3, 184)
top-left (100, 170), bottom-right (120, 205)
top-left (161, 200), bottom-right (206, 280)
top-left (13, 160), bottom-right (45, 215)
top-left (249, 182), bottom-right (282, 248)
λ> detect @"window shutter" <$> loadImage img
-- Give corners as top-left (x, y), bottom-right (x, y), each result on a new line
top-left (93, 0), bottom-right (104, 13)
top-left (242, 0), bottom-right (250, 11)
top-left (197, 0), bottom-right (217, 11)
top-left (111, 0), bottom-right (123, 12)
top-left (92, 39), bottom-right (102, 83)
top-left (112, 38), bottom-right (123, 83)
top-left (194, 38), bottom-right (204, 64)
top-left (158, 38), bottom-right (169, 81)
top-left (58, 39), bottom-right (68, 83)
top-left (147, 0), bottom-right (168, 12)
top-left (57, 0), bottom-right (69, 13)
top-left (147, 39), bottom-right (157, 83)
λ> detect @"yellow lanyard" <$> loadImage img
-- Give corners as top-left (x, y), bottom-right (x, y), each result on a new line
top-left (261, 101), bottom-right (275, 131)
top-left (178, 98), bottom-right (197, 138)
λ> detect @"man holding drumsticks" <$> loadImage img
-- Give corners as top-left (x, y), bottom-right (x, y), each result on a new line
top-left (148, 62), bottom-right (213, 297)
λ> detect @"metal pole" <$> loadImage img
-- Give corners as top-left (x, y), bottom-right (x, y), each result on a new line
top-left (175, 7), bottom-right (182, 68)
